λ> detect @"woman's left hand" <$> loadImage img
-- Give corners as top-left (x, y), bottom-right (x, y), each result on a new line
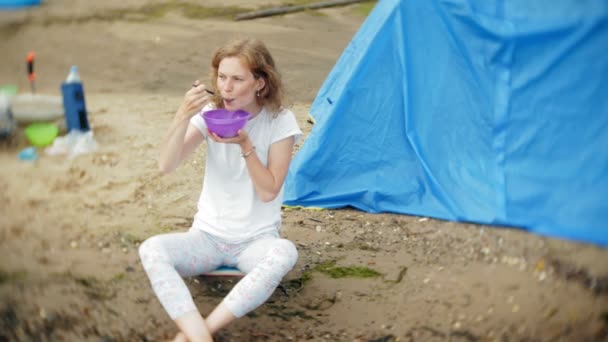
top-left (208, 129), bottom-right (249, 146)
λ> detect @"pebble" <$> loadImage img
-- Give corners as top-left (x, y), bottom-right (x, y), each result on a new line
top-left (70, 241), bottom-right (78, 248)
top-left (315, 226), bottom-right (322, 232)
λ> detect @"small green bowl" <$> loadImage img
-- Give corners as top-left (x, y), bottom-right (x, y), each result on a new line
top-left (24, 122), bottom-right (58, 147)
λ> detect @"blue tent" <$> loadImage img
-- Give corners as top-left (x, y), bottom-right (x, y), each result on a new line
top-left (0, 0), bottom-right (39, 9)
top-left (284, 0), bottom-right (608, 247)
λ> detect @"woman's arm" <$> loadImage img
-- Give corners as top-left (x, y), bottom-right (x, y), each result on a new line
top-left (208, 130), bottom-right (295, 202)
top-left (159, 121), bottom-right (204, 174)
top-left (158, 82), bottom-right (211, 174)
top-left (240, 136), bottom-right (295, 202)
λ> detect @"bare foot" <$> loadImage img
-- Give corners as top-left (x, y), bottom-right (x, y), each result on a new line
top-left (172, 332), bottom-right (188, 342)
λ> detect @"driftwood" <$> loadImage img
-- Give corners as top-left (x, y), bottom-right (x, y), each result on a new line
top-left (235, 0), bottom-right (372, 21)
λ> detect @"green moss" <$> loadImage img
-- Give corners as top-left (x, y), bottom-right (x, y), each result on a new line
top-left (111, 272), bottom-right (126, 282)
top-left (0, 269), bottom-right (27, 284)
top-left (302, 9), bottom-right (328, 17)
top-left (353, 1), bottom-right (378, 16)
top-left (300, 270), bottom-right (313, 283)
top-left (120, 233), bottom-right (143, 246)
top-left (358, 244), bottom-right (381, 252)
top-left (36, 1), bottom-right (248, 25)
top-left (144, 2), bottom-right (245, 21)
top-left (314, 260), bottom-right (382, 278)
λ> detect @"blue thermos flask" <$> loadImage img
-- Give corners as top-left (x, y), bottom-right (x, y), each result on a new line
top-left (61, 65), bottom-right (90, 132)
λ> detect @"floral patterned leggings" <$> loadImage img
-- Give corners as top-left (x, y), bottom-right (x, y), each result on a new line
top-left (139, 228), bottom-right (298, 319)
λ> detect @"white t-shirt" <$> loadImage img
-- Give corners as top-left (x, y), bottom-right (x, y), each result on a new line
top-left (189, 105), bottom-right (302, 242)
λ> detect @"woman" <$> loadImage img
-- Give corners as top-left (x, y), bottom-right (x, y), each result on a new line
top-left (139, 38), bottom-right (301, 342)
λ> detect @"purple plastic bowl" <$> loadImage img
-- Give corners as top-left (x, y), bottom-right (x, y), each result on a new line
top-left (201, 109), bottom-right (250, 138)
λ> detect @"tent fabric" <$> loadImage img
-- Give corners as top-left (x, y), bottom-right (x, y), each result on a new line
top-left (284, 0), bottom-right (608, 246)
top-left (0, 0), bottom-right (40, 9)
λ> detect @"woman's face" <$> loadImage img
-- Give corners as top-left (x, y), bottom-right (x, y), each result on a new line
top-left (217, 56), bottom-right (264, 114)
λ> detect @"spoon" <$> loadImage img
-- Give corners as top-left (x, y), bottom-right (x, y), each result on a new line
top-left (192, 83), bottom-right (215, 95)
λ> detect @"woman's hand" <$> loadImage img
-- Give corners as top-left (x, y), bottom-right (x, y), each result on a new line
top-left (177, 80), bottom-right (212, 120)
top-left (207, 129), bottom-right (250, 148)
top-left (158, 80), bottom-right (210, 174)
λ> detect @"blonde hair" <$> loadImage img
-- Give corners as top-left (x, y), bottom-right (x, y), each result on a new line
top-left (209, 38), bottom-right (285, 113)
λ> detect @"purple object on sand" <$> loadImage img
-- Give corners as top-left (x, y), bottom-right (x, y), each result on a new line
top-left (201, 109), bottom-right (250, 138)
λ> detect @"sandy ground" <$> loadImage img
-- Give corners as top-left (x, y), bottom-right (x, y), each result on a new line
top-left (1, 1), bottom-right (607, 341)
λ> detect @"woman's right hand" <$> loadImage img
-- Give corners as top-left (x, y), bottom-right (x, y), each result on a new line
top-left (177, 80), bottom-right (212, 120)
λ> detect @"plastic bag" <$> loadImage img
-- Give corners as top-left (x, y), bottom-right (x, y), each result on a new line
top-left (45, 130), bottom-right (97, 159)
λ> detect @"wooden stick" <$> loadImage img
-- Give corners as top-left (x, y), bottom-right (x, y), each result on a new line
top-left (235, 0), bottom-right (372, 21)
